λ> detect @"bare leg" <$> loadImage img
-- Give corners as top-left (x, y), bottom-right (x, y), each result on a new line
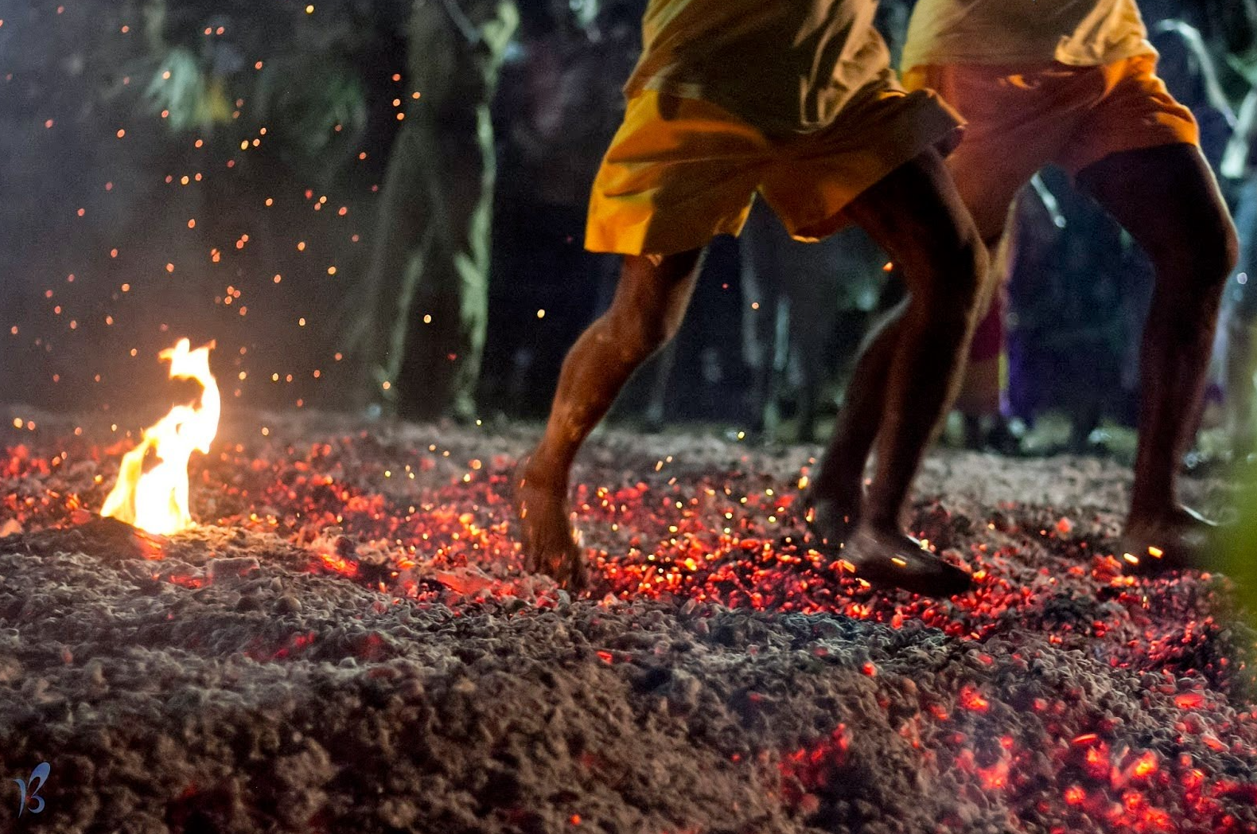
top-left (1077, 144), bottom-right (1238, 570)
top-left (809, 296), bottom-right (907, 534)
top-left (812, 239), bottom-right (1002, 539)
top-left (517, 250), bottom-right (704, 588)
top-left (642, 339), bottom-right (679, 432)
top-left (813, 149), bottom-right (989, 596)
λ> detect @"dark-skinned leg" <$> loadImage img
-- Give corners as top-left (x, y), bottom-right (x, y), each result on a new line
top-left (811, 220), bottom-right (1005, 540)
top-left (1076, 143), bottom-right (1238, 570)
top-left (814, 149), bottom-right (988, 596)
top-left (517, 249), bottom-right (704, 588)
top-left (809, 295), bottom-right (907, 535)
top-left (810, 251), bottom-right (998, 528)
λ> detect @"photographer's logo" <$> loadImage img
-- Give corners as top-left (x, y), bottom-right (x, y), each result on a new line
top-left (12, 762), bottom-right (49, 817)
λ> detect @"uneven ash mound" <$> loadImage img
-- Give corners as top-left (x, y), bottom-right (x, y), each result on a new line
top-left (1, 415), bottom-right (1255, 833)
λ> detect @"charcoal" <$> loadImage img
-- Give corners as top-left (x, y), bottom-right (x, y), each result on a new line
top-left (0, 414), bottom-right (1253, 833)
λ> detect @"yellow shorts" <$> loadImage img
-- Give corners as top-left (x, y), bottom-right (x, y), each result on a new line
top-left (903, 54), bottom-right (1199, 240)
top-left (585, 80), bottom-right (962, 256)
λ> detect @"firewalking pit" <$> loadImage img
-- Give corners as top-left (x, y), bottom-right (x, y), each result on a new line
top-left (1, 411), bottom-right (1255, 833)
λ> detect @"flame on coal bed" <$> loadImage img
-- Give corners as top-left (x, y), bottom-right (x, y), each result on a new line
top-left (101, 339), bottom-right (220, 535)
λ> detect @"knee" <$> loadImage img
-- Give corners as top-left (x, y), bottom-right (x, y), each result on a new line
top-left (603, 304), bottom-right (679, 363)
top-left (598, 250), bottom-right (699, 361)
top-left (1158, 219), bottom-right (1239, 295)
top-left (919, 229), bottom-right (988, 324)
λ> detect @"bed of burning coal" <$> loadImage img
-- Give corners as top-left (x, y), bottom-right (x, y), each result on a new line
top-left (2, 411), bottom-right (1256, 834)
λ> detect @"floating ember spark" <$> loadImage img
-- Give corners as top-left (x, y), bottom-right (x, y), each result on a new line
top-left (100, 339), bottom-right (220, 534)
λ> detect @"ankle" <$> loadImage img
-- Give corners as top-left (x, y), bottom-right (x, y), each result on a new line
top-left (1126, 494), bottom-right (1176, 525)
top-left (808, 468), bottom-right (863, 507)
top-left (518, 460), bottom-right (567, 495)
top-left (1126, 504), bottom-right (1202, 534)
top-left (856, 513), bottom-right (903, 539)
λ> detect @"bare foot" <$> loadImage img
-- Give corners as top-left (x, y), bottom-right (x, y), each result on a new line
top-left (838, 524), bottom-right (973, 598)
top-left (515, 464), bottom-right (587, 591)
top-left (1120, 505), bottom-right (1220, 574)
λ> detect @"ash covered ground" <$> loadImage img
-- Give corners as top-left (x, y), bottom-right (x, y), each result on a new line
top-left (2, 413), bottom-right (1257, 834)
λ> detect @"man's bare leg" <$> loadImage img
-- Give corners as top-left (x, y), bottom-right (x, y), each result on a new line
top-left (811, 226), bottom-right (1003, 543)
top-left (517, 249), bottom-right (704, 588)
top-left (808, 297), bottom-right (906, 536)
top-left (812, 149), bottom-right (988, 596)
top-left (1077, 144), bottom-right (1238, 571)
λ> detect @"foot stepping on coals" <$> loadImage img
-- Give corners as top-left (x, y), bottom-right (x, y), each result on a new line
top-left (1120, 505), bottom-right (1222, 575)
top-left (828, 526), bottom-right (974, 598)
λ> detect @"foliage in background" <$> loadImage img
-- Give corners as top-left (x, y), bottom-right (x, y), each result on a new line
top-left (143, 46), bottom-right (232, 130)
top-left (141, 0), bottom-right (389, 177)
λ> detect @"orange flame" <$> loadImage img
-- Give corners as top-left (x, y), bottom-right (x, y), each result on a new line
top-left (101, 339), bottom-right (220, 534)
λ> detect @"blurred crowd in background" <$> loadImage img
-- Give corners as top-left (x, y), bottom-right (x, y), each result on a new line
top-left (480, 0), bottom-right (1257, 461)
top-left (5, 0), bottom-right (1257, 461)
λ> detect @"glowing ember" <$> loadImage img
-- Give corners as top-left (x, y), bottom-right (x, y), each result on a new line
top-left (4, 423), bottom-right (1257, 831)
top-left (100, 339), bottom-right (220, 534)
top-left (959, 685), bottom-right (990, 712)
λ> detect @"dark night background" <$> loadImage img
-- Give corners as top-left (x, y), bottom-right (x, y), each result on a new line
top-left (1, 0), bottom-right (1256, 444)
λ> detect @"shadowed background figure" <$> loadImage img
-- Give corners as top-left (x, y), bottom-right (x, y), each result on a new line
top-left (345, 0), bottom-right (518, 422)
